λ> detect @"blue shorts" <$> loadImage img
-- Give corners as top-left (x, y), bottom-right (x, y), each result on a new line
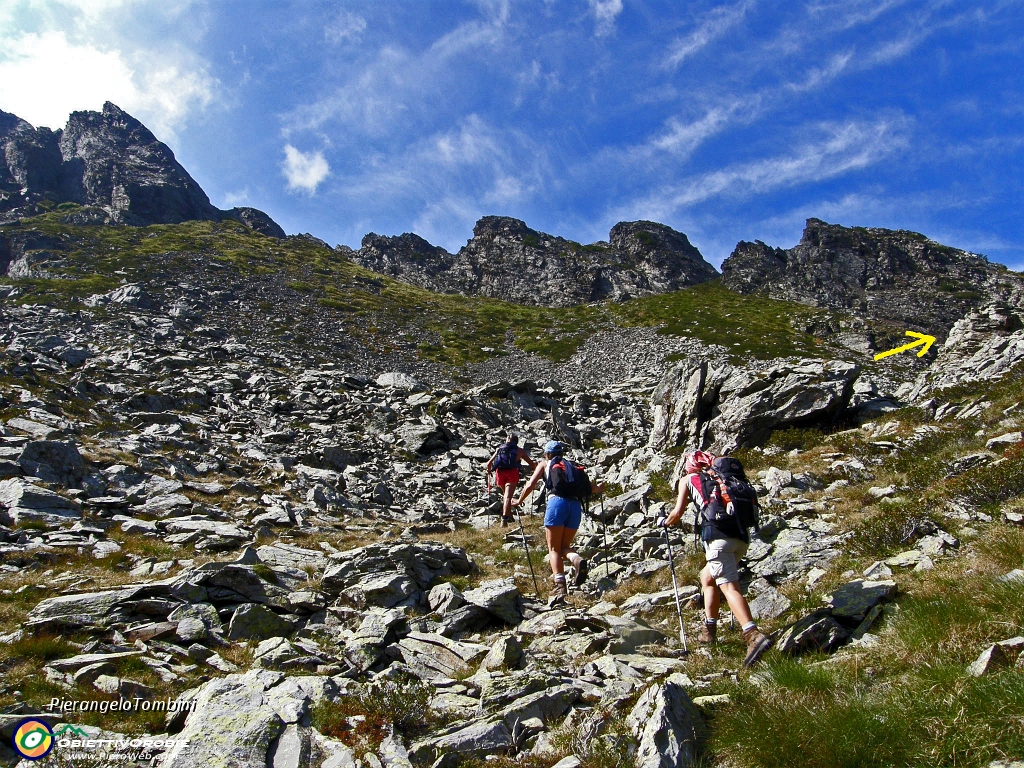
top-left (544, 495), bottom-right (582, 529)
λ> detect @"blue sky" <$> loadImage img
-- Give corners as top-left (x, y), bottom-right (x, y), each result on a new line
top-left (1, 1), bottom-right (1022, 269)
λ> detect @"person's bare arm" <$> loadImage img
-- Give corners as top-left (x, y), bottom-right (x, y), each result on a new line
top-left (517, 447), bottom-right (537, 470)
top-left (663, 476), bottom-right (690, 527)
top-left (513, 461), bottom-right (546, 506)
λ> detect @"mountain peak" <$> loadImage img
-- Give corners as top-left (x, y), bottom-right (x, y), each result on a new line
top-left (0, 103), bottom-right (283, 236)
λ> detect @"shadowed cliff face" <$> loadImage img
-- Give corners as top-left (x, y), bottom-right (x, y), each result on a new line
top-left (720, 218), bottom-right (1024, 335)
top-left (350, 216), bottom-right (719, 308)
top-left (0, 103), bottom-right (284, 237)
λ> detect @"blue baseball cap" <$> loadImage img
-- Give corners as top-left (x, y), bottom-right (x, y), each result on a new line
top-left (543, 440), bottom-right (563, 455)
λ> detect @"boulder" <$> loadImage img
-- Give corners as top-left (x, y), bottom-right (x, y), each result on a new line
top-left (396, 421), bottom-right (454, 454)
top-left (461, 579), bottom-right (522, 625)
top-left (826, 580), bottom-right (897, 624)
top-left (968, 644), bottom-right (1010, 677)
top-left (340, 572), bottom-right (419, 609)
top-left (604, 615), bottom-right (668, 654)
top-left (627, 673), bottom-right (703, 768)
top-left (775, 609), bottom-right (850, 655)
top-left (410, 720), bottom-right (513, 765)
top-left (17, 440), bottom-right (86, 486)
top-left (397, 631), bottom-right (489, 680)
top-left (649, 359), bottom-right (859, 453)
top-left (748, 587), bottom-right (792, 622)
top-left (986, 431), bottom-right (1024, 451)
top-left (162, 674), bottom-right (285, 768)
top-left (227, 603), bottom-right (293, 641)
top-left (0, 478), bottom-right (81, 522)
top-left (481, 634), bottom-right (523, 671)
top-left (428, 582), bottom-right (465, 614)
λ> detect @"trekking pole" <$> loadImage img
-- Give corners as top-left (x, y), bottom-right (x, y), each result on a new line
top-left (514, 503), bottom-right (541, 599)
top-left (659, 519), bottom-right (689, 653)
top-left (600, 492), bottom-right (610, 579)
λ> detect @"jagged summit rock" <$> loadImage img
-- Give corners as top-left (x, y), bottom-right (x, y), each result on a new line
top-left (720, 218), bottom-right (1024, 334)
top-left (0, 102), bottom-right (283, 236)
top-left (57, 102), bottom-right (220, 225)
top-left (349, 215), bottom-right (718, 307)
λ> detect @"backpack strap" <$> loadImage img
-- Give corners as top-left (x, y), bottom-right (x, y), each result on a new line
top-left (706, 468), bottom-right (733, 508)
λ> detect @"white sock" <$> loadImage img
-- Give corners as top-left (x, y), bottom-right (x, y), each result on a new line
top-left (742, 621), bottom-right (757, 633)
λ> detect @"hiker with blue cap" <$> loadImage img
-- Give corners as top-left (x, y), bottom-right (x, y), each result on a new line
top-left (513, 440), bottom-right (603, 605)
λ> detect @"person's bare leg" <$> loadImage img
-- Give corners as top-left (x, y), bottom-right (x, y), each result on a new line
top-left (502, 484), bottom-right (514, 519)
top-left (719, 581), bottom-right (754, 627)
top-left (560, 527), bottom-right (581, 569)
top-left (546, 526), bottom-right (565, 576)
top-left (701, 565), bottom-right (721, 619)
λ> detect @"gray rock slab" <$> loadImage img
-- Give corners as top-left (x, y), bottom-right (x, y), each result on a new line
top-left (461, 579), bottom-right (522, 624)
top-left (968, 644), bottom-right (1010, 677)
top-left (227, 603), bottom-right (294, 641)
top-left (749, 587), bottom-right (792, 621)
top-left (827, 579), bottom-right (897, 623)
top-left (162, 674), bottom-right (285, 768)
top-left (627, 672), bottom-right (703, 768)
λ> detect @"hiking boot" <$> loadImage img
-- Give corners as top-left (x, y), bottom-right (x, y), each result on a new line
top-left (743, 628), bottom-right (772, 667)
top-left (697, 621), bottom-right (717, 645)
top-left (572, 559), bottom-right (589, 586)
top-left (501, 516), bottom-right (514, 527)
top-left (547, 577), bottom-right (568, 607)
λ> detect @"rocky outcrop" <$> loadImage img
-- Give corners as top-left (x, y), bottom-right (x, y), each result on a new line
top-left (350, 217), bottom-right (718, 307)
top-left (648, 358), bottom-right (860, 453)
top-left (899, 302), bottom-right (1024, 400)
top-left (0, 104), bottom-right (283, 236)
top-left (721, 218), bottom-right (1024, 335)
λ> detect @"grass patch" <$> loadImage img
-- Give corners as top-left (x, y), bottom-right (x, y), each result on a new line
top-left (311, 675), bottom-right (435, 753)
top-left (706, 523), bottom-right (1024, 768)
top-left (848, 502), bottom-right (941, 558)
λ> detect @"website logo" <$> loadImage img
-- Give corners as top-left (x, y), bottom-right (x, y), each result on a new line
top-left (12, 718), bottom-right (54, 760)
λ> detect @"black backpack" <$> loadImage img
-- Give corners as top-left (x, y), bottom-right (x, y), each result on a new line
top-left (696, 456), bottom-right (759, 541)
top-left (493, 442), bottom-right (520, 470)
top-left (545, 457), bottom-right (592, 501)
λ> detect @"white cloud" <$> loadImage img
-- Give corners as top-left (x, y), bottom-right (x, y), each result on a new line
top-left (0, 31), bottom-right (137, 128)
top-left (617, 118), bottom-right (908, 222)
top-left (284, 6), bottom-right (512, 140)
top-left (664, 0), bottom-right (752, 68)
top-left (650, 105), bottom-right (741, 156)
top-left (282, 144), bottom-right (330, 194)
top-left (325, 10), bottom-right (367, 45)
top-left (0, 12), bottom-right (216, 140)
top-left (223, 188), bottom-right (251, 207)
top-left (589, 0), bottom-right (623, 36)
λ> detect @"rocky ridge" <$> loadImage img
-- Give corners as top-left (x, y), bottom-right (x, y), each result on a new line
top-left (349, 217), bottom-right (719, 307)
top-left (721, 218), bottom-right (1024, 342)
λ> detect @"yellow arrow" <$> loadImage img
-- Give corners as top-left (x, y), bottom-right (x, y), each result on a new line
top-left (873, 331), bottom-right (937, 361)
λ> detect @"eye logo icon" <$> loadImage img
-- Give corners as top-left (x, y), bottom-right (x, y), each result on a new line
top-left (12, 718), bottom-right (54, 760)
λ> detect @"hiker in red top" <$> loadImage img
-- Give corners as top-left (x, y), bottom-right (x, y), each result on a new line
top-left (662, 450), bottom-right (772, 667)
top-left (486, 433), bottom-right (537, 526)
